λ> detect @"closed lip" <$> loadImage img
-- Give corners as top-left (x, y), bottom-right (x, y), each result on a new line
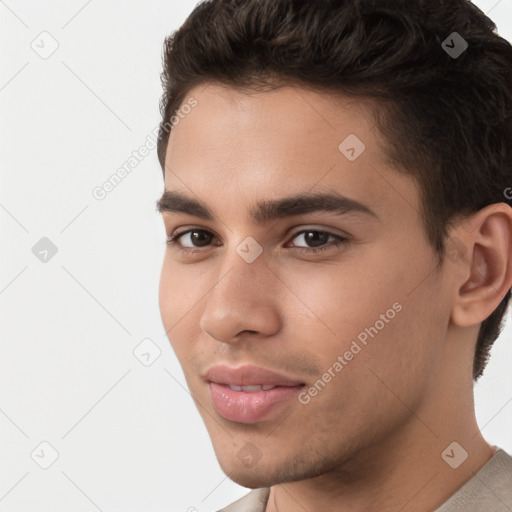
top-left (205, 365), bottom-right (305, 387)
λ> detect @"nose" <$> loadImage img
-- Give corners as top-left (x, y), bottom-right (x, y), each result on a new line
top-left (199, 247), bottom-right (282, 345)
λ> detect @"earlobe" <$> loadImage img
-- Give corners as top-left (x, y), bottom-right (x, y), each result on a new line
top-left (450, 203), bottom-right (512, 328)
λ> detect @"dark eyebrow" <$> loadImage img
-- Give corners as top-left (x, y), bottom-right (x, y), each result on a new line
top-left (156, 189), bottom-right (378, 222)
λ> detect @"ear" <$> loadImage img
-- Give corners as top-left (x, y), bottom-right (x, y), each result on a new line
top-left (450, 203), bottom-right (512, 328)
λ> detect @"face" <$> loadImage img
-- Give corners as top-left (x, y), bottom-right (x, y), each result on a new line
top-left (158, 83), bottom-right (453, 488)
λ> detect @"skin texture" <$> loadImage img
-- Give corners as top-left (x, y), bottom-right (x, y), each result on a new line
top-left (158, 83), bottom-right (512, 512)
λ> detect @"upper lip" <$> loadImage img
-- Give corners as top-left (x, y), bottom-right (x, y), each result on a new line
top-left (205, 365), bottom-right (305, 387)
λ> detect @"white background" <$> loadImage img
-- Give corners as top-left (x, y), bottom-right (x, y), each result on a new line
top-left (1, 1), bottom-right (511, 510)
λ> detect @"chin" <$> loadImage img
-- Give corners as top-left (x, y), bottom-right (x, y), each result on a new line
top-left (219, 459), bottom-right (276, 489)
top-left (220, 453), bottom-right (315, 489)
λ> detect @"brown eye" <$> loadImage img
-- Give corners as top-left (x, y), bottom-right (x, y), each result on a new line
top-left (167, 229), bottom-right (215, 248)
top-left (291, 230), bottom-right (331, 248)
top-left (166, 228), bottom-right (348, 255)
top-left (288, 230), bottom-right (348, 253)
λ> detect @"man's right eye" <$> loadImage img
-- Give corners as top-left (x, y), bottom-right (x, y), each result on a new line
top-left (166, 229), bottom-right (218, 254)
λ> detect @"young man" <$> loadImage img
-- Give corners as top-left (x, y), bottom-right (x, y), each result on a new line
top-left (155, 0), bottom-right (512, 510)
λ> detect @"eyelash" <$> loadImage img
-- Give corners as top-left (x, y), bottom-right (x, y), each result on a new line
top-left (165, 229), bottom-right (348, 255)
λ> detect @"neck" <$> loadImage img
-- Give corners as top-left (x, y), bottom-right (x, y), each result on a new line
top-left (265, 356), bottom-right (495, 512)
top-left (266, 421), bottom-right (494, 512)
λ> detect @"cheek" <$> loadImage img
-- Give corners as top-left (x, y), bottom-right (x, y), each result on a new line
top-left (159, 255), bottom-right (206, 320)
top-left (158, 256), bottom-right (200, 355)
top-left (159, 256), bottom-right (178, 326)
top-left (286, 246), bottom-right (442, 383)
top-left (283, 257), bottom-right (400, 346)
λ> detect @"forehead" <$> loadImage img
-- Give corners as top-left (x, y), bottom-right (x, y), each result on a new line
top-left (167, 82), bottom-right (378, 166)
top-left (164, 83), bottom-right (420, 224)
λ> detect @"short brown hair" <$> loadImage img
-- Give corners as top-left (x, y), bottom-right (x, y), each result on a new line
top-left (156, 0), bottom-right (512, 380)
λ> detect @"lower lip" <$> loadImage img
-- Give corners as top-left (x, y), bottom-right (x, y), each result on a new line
top-left (209, 382), bottom-right (304, 424)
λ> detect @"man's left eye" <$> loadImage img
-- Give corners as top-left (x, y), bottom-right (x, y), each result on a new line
top-left (286, 230), bottom-right (348, 254)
